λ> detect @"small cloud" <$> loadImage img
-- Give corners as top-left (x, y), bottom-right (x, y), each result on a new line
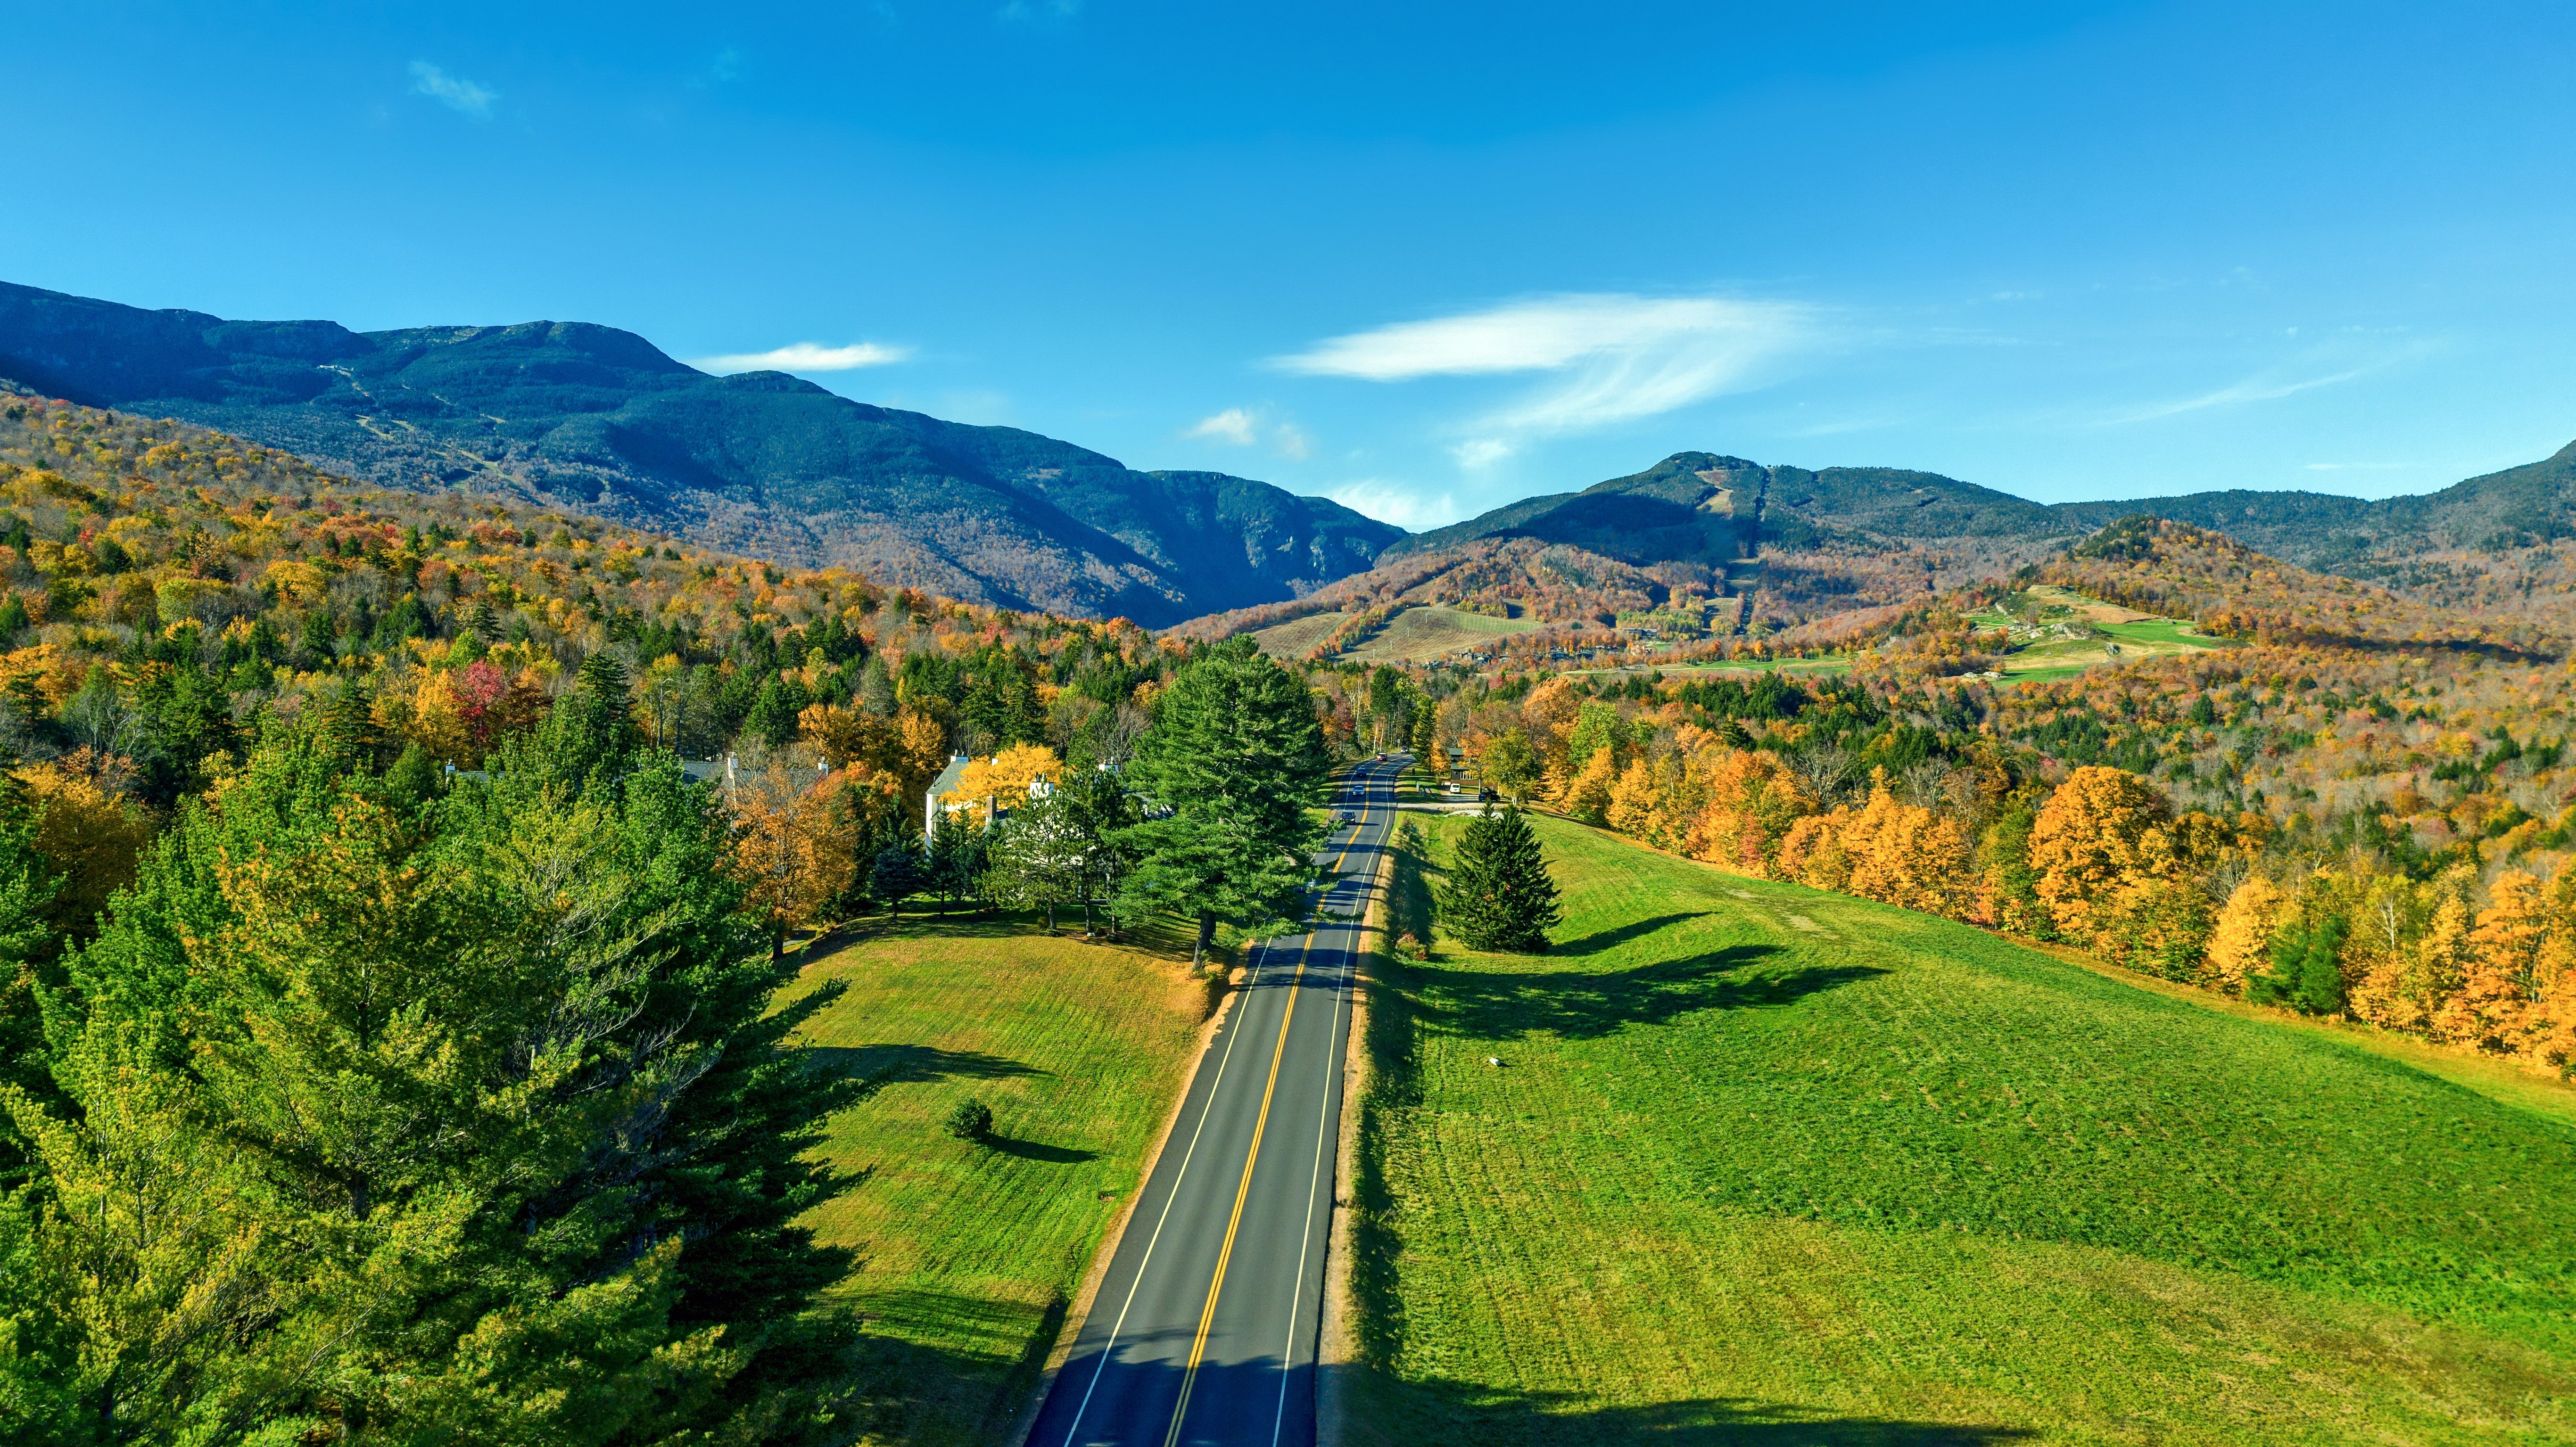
top-left (1989, 290), bottom-right (2041, 302)
top-left (1277, 292), bottom-right (1810, 439)
top-left (1451, 439), bottom-right (1511, 469)
top-left (1187, 407), bottom-right (1312, 460)
top-left (409, 61), bottom-right (497, 119)
top-left (690, 341), bottom-right (911, 374)
top-left (1328, 480), bottom-right (1459, 532)
top-left (998, 0), bottom-right (1079, 20)
top-left (1185, 408), bottom-right (1259, 445)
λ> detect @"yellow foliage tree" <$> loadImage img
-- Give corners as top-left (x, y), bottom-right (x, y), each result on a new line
top-left (728, 756), bottom-right (875, 958)
top-left (2204, 875), bottom-right (2286, 995)
top-left (947, 742), bottom-right (1063, 813)
top-left (2027, 765), bottom-right (2175, 944)
top-left (2445, 869), bottom-right (2549, 1052)
top-left (1559, 748), bottom-right (1618, 826)
top-left (1686, 748), bottom-right (1813, 877)
top-left (1604, 757), bottom-right (1663, 840)
top-left (17, 762), bottom-right (154, 937)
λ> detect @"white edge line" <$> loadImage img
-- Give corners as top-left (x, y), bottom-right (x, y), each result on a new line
top-left (1057, 937), bottom-right (1270, 1444)
top-left (1059, 762), bottom-right (1384, 1446)
top-left (1273, 775), bottom-right (1375, 1445)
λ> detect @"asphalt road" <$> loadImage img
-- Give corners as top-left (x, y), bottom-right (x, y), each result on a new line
top-left (1025, 757), bottom-right (1403, 1447)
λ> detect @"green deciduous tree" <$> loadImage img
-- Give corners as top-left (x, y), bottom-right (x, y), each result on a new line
top-left (1117, 638), bottom-right (1331, 967)
top-left (1437, 805), bottom-right (1562, 954)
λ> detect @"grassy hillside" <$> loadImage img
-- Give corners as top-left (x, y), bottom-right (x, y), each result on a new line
top-left (1347, 814), bottom-right (2576, 1445)
top-left (1249, 609), bottom-right (1352, 658)
top-left (773, 916), bottom-right (1218, 1446)
top-left (1341, 605), bottom-right (1538, 663)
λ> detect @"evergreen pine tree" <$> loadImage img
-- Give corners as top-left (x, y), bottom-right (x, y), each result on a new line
top-left (871, 838), bottom-right (927, 921)
top-left (1437, 805), bottom-right (1561, 953)
top-left (1115, 637), bottom-right (1332, 966)
top-left (2293, 914), bottom-right (2350, 1015)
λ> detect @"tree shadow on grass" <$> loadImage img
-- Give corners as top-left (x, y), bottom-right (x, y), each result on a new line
top-left (801, 1044), bottom-right (1046, 1099)
top-left (1334, 1367), bottom-right (2035, 1446)
top-left (1410, 945), bottom-right (1883, 1042)
top-left (1552, 911), bottom-right (1709, 957)
top-left (986, 1135), bottom-right (1098, 1164)
top-left (834, 1286), bottom-right (1070, 1446)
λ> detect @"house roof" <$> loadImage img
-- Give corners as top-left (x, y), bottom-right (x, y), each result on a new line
top-left (927, 754), bottom-right (971, 798)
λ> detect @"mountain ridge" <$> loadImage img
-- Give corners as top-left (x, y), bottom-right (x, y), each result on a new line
top-left (0, 280), bottom-right (1400, 625)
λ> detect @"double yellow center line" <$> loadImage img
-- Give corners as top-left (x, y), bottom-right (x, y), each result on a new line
top-left (1159, 768), bottom-right (1376, 1447)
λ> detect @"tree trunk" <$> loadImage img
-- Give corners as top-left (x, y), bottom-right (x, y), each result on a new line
top-left (1194, 908), bottom-right (1215, 969)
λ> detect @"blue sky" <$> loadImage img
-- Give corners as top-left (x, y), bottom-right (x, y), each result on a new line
top-left (5, 1), bottom-right (2574, 530)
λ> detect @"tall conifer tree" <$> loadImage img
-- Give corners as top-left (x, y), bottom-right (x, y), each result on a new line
top-left (1438, 806), bottom-right (1561, 953)
top-left (1117, 638), bottom-right (1331, 966)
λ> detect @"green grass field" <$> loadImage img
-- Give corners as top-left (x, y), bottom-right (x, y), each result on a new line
top-left (1347, 815), bottom-right (2576, 1445)
top-left (1342, 604), bottom-right (1538, 662)
top-left (773, 915), bottom-right (1218, 1445)
top-left (1250, 605), bottom-right (1540, 663)
top-left (1248, 610), bottom-right (1351, 659)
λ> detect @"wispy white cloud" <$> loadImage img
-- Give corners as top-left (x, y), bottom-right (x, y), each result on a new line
top-left (2098, 368), bottom-right (2365, 425)
top-left (691, 341), bottom-right (911, 374)
top-left (409, 61), bottom-right (497, 118)
top-left (1328, 480), bottom-right (1460, 532)
top-left (1451, 439), bottom-right (1512, 469)
top-left (1273, 422), bottom-right (1313, 460)
top-left (1185, 407), bottom-right (1259, 445)
top-left (1277, 293), bottom-right (1810, 442)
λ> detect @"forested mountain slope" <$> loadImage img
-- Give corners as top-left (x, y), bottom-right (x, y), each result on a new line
top-left (1253, 441), bottom-right (2576, 650)
top-left (0, 280), bottom-right (1400, 625)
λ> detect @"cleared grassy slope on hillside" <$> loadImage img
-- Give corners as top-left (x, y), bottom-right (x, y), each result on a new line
top-left (1341, 605), bottom-right (1538, 662)
top-left (1347, 815), bottom-right (2576, 1445)
top-left (774, 917), bottom-right (1215, 1445)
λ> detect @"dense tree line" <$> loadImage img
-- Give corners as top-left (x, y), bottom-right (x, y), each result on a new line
top-left (1409, 636), bottom-right (2576, 1078)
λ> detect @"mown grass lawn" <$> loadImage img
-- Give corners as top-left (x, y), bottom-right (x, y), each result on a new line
top-left (1348, 814), bottom-right (2576, 1445)
top-left (772, 913), bottom-right (1218, 1445)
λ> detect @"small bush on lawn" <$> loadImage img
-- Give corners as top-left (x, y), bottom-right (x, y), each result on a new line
top-left (946, 1097), bottom-right (994, 1142)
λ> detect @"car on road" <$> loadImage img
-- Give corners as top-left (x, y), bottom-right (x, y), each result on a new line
top-left (1338, 810), bottom-right (1356, 823)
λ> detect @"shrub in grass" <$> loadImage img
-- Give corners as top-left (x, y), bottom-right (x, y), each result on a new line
top-left (945, 1097), bottom-right (994, 1142)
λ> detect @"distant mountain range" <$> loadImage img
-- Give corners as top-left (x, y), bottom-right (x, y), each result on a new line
top-left (5, 278), bottom-right (2568, 633)
top-left (1398, 443), bottom-right (2576, 581)
top-left (0, 281), bottom-right (1399, 625)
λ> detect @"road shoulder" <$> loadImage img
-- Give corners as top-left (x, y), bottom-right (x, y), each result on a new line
top-left (1314, 820), bottom-right (1399, 1447)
